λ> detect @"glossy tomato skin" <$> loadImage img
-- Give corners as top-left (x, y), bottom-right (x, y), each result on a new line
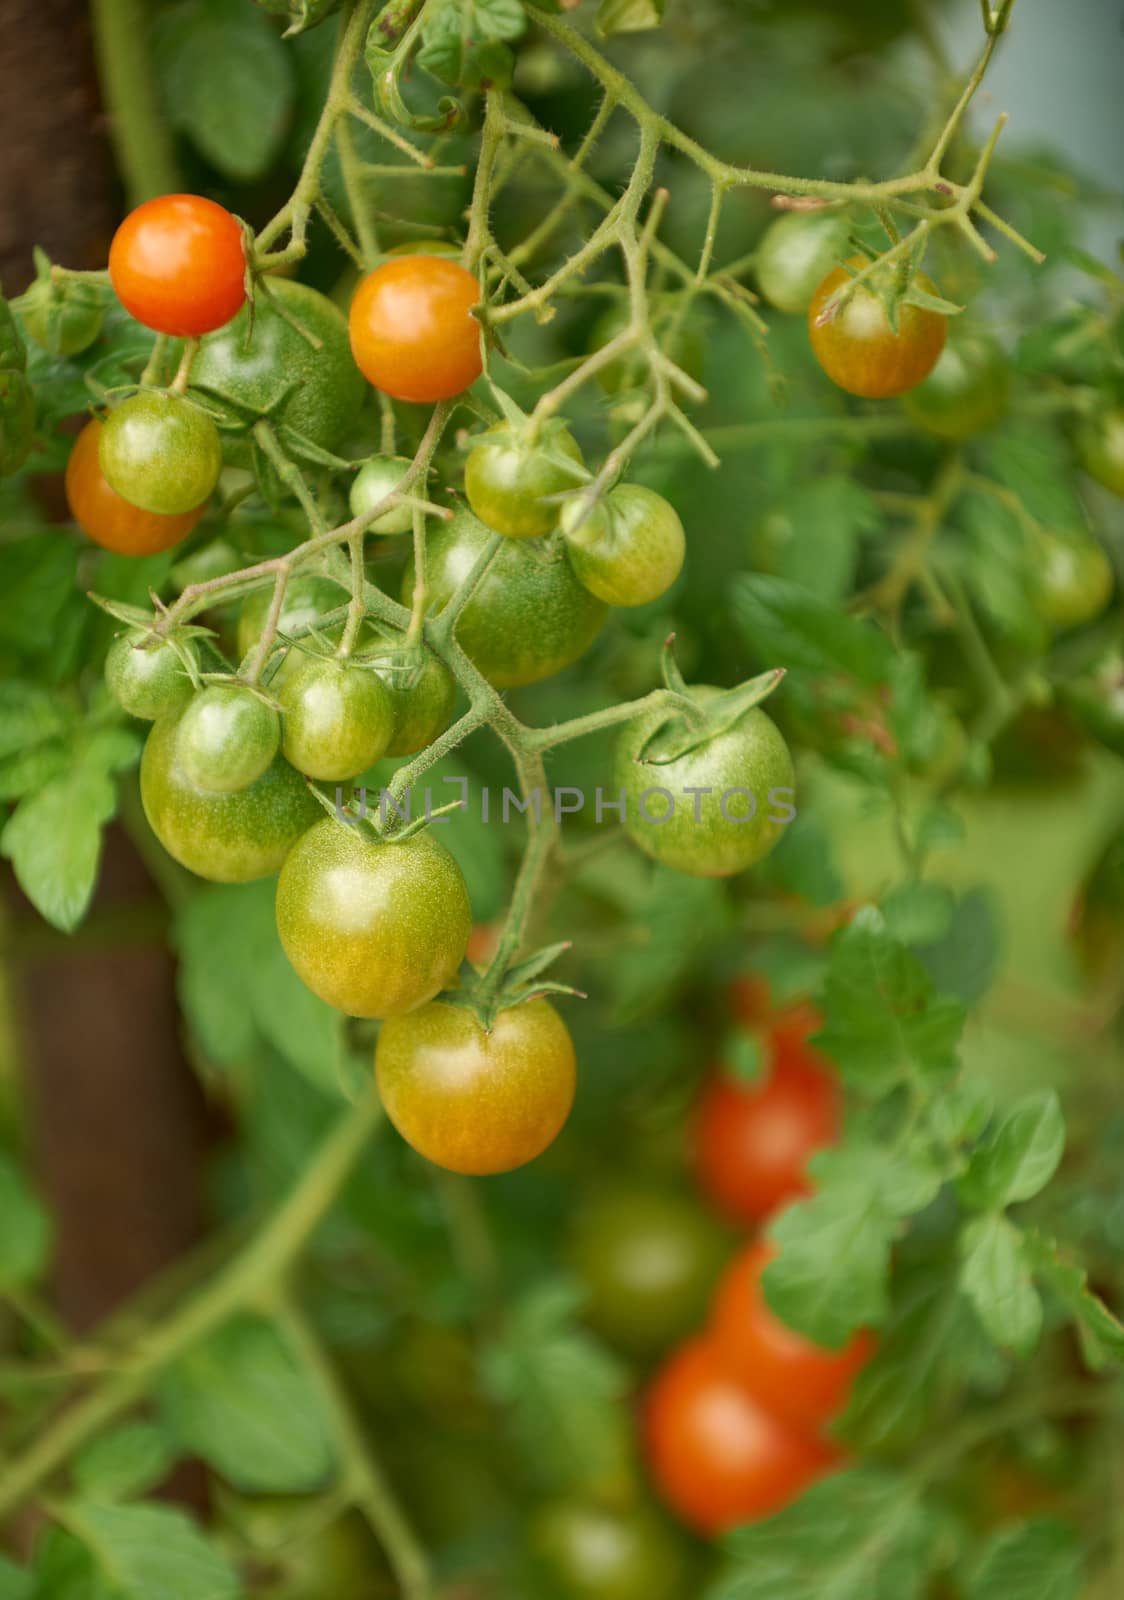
top-left (710, 1242), bottom-right (874, 1429)
top-left (1031, 533), bottom-right (1114, 631)
top-left (755, 210), bottom-right (851, 316)
top-left (192, 279), bottom-right (364, 461)
top-left (99, 391), bottom-right (222, 515)
top-left (568, 1183), bottom-right (732, 1360)
top-left (902, 331), bottom-right (1010, 439)
top-left (277, 655), bottom-right (394, 780)
top-left (236, 575), bottom-right (348, 663)
top-left (561, 485), bottom-right (685, 608)
top-left (109, 195), bottom-right (246, 337)
top-left (375, 998), bottom-right (576, 1175)
top-left (276, 819), bottom-right (471, 1019)
top-left (644, 1337), bottom-right (837, 1535)
top-left (402, 509), bottom-right (606, 689)
top-left (358, 634), bottom-right (457, 756)
top-left (1076, 406), bottom-right (1124, 498)
top-left (530, 1498), bottom-right (694, 1600)
top-left (349, 256), bottom-right (482, 403)
top-left (809, 257), bottom-right (947, 398)
top-left (694, 1037), bottom-right (839, 1225)
top-left (614, 687), bottom-right (795, 878)
top-left (349, 454), bottom-right (416, 534)
top-left (106, 631), bottom-right (196, 721)
top-left (66, 418), bottom-right (203, 555)
top-left (176, 686), bottom-right (281, 793)
top-left (141, 709), bottom-right (319, 883)
top-left (465, 422), bottom-right (586, 540)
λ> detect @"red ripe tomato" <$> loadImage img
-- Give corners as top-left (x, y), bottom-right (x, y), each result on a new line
top-left (109, 194), bottom-right (246, 337)
top-left (694, 1029), bottom-right (840, 1225)
top-left (65, 418), bottom-right (204, 556)
top-left (644, 1337), bottom-right (837, 1535)
top-left (808, 256), bottom-right (946, 399)
top-left (710, 1242), bottom-right (874, 1430)
top-left (348, 255), bottom-right (482, 403)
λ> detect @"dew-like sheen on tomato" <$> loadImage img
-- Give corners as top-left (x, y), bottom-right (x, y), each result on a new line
top-left (66, 418), bottom-right (204, 556)
top-left (808, 257), bottom-right (947, 398)
top-left (278, 655), bottom-right (394, 780)
top-left (349, 255), bottom-right (482, 403)
top-left (276, 820), bottom-right (471, 1019)
top-left (375, 998), bottom-right (576, 1174)
top-left (402, 509), bottom-right (606, 689)
top-left (349, 454), bottom-right (416, 534)
top-left (99, 391), bottom-right (222, 515)
top-left (1031, 533), bottom-right (1114, 630)
top-left (561, 485), bottom-right (685, 608)
top-left (106, 631), bottom-right (196, 721)
top-left (192, 279), bottom-right (365, 461)
top-left (464, 422), bottom-right (585, 540)
top-left (615, 688), bottom-right (795, 878)
top-left (140, 710), bottom-right (319, 883)
top-left (176, 685), bottom-right (281, 794)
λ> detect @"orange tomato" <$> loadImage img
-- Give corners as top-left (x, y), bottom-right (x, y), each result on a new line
top-left (808, 256), bottom-right (946, 398)
top-left (348, 255), bottom-right (482, 403)
top-left (109, 194), bottom-right (246, 337)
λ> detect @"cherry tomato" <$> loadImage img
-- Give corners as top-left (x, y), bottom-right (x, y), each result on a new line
top-left (694, 1034), bottom-right (840, 1225)
top-left (357, 634), bottom-right (457, 756)
top-left (109, 194), bottom-right (246, 337)
top-left (568, 1183), bottom-right (732, 1360)
top-left (375, 997), bottom-right (577, 1175)
top-left (65, 418), bottom-right (204, 555)
top-left (561, 485), bottom-right (685, 608)
top-left (348, 256), bottom-right (482, 403)
top-left (755, 210), bottom-right (851, 316)
top-left (236, 575), bottom-right (348, 663)
top-left (902, 331), bottom-right (1010, 439)
top-left (277, 654), bottom-right (394, 780)
top-left (644, 1337), bottom-right (836, 1535)
top-left (176, 685), bottom-right (281, 793)
top-left (140, 709), bottom-right (319, 883)
top-left (192, 279), bottom-right (364, 461)
top-left (98, 391), bottom-right (222, 515)
top-left (402, 509), bottom-right (606, 689)
top-left (106, 631), bottom-right (196, 721)
top-left (1076, 405), bottom-right (1124, 498)
top-left (21, 275), bottom-right (106, 357)
top-left (614, 687), bottom-right (795, 878)
top-left (530, 1498), bottom-right (693, 1600)
top-left (1061, 637), bottom-right (1124, 758)
top-left (808, 256), bottom-right (947, 398)
top-left (276, 819), bottom-right (471, 1019)
top-left (464, 422), bottom-right (586, 540)
top-left (349, 454), bottom-right (416, 534)
top-left (709, 1242), bottom-right (874, 1429)
top-left (1030, 532), bottom-right (1114, 631)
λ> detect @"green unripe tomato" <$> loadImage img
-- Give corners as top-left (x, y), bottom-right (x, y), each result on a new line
top-left (902, 331), bottom-right (1010, 439)
top-left (275, 819), bottom-right (472, 1018)
top-left (1060, 638), bottom-right (1124, 758)
top-left (141, 710), bottom-right (319, 883)
top-left (278, 654), bottom-right (394, 780)
top-left (561, 485), bottom-right (685, 607)
top-left (176, 685), bottom-right (281, 793)
top-left (755, 210), bottom-right (851, 315)
top-left (568, 1184), bottom-right (732, 1360)
top-left (359, 635), bottom-right (457, 755)
top-left (21, 276), bottom-right (106, 357)
top-left (99, 391), bottom-right (222, 515)
top-left (170, 537), bottom-right (244, 594)
top-left (1030, 533), bottom-right (1114, 631)
top-left (236, 575), bottom-right (347, 662)
top-left (1076, 406), bottom-right (1124, 498)
top-left (530, 1498), bottom-right (694, 1600)
top-left (615, 687), bottom-right (796, 878)
top-left (402, 509), bottom-right (606, 689)
top-left (349, 454), bottom-right (416, 534)
top-left (464, 422), bottom-right (586, 540)
top-left (106, 630), bottom-right (196, 721)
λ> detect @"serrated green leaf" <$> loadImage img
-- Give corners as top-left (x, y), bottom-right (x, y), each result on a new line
top-left (734, 575), bottom-right (897, 687)
top-left (966, 1518), bottom-right (1084, 1600)
top-left (158, 1316), bottom-right (335, 1493)
top-left (72, 1424), bottom-right (178, 1502)
top-left (959, 1214), bottom-right (1042, 1356)
top-left (914, 804), bottom-right (966, 852)
top-left (914, 887), bottom-right (1001, 1006)
top-left (880, 882), bottom-right (955, 947)
top-left (61, 1501), bottom-right (240, 1600)
top-left (597, 0), bottom-right (665, 35)
top-left (0, 535), bottom-right (80, 660)
top-left (32, 1527), bottom-right (116, 1600)
top-left (1028, 1232), bottom-right (1124, 1370)
top-left (959, 1091), bottom-right (1065, 1212)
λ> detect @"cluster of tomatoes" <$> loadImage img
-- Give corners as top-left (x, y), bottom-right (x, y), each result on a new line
top-left (641, 980), bottom-right (872, 1536)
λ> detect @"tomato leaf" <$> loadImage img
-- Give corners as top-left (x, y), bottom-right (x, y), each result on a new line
top-left (958, 1090), bottom-right (1066, 1211)
top-left (1028, 1232), bottom-right (1124, 1370)
top-left (966, 1518), bottom-right (1084, 1600)
top-left (959, 1214), bottom-right (1043, 1356)
top-left (597, 0), bottom-right (666, 35)
top-left (0, 1555), bottom-right (31, 1600)
top-left (72, 1424), bottom-right (178, 1503)
top-left (734, 575), bottom-right (898, 687)
top-left (59, 1501), bottom-right (240, 1600)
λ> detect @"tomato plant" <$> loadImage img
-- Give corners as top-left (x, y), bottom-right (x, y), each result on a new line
top-left (108, 194), bottom-right (246, 336)
top-left (465, 420), bottom-right (586, 540)
top-left (808, 256), bottom-right (947, 397)
top-left (349, 454), bottom-right (417, 534)
top-left (530, 1497), bottom-right (693, 1600)
top-left (561, 484), bottom-right (685, 607)
top-left (348, 255), bottom-right (482, 403)
top-left (175, 685), bottom-right (281, 794)
top-left (277, 654), bottom-right (395, 780)
top-left (106, 630), bottom-right (197, 721)
top-left (755, 210), bottom-right (852, 315)
top-left (65, 416), bottom-right (204, 554)
top-left (98, 390), bottom-right (222, 515)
